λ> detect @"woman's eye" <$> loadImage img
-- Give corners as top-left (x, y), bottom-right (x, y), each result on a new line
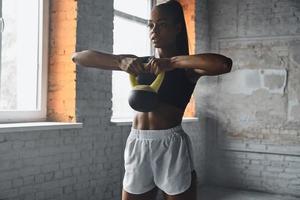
top-left (160, 23), bottom-right (167, 28)
top-left (147, 23), bottom-right (154, 28)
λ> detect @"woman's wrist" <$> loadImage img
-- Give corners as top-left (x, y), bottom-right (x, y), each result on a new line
top-left (116, 55), bottom-right (125, 70)
top-left (170, 56), bottom-right (180, 69)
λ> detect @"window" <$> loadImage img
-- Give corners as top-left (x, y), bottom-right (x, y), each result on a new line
top-left (112, 0), bottom-right (154, 120)
top-left (0, 0), bottom-right (49, 123)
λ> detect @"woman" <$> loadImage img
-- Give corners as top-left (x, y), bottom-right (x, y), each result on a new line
top-left (72, 1), bottom-right (232, 199)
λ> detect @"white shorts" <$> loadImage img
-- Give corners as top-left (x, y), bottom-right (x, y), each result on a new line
top-left (122, 125), bottom-right (195, 195)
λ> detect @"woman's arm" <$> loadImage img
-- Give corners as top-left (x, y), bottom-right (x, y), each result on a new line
top-left (72, 50), bottom-right (121, 70)
top-left (71, 50), bottom-right (139, 71)
top-left (145, 53), bottom-right (232, 81)
top-left (170, 53), bottom-right (232, 76)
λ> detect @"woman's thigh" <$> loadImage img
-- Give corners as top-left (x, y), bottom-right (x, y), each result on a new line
top-left (122, 186), bottom-right (159, 200)
top-left (163, 170), bottom-right (197, 200)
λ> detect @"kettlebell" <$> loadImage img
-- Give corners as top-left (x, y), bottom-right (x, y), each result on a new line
top-left (128, 56), bottom-right (165, 112)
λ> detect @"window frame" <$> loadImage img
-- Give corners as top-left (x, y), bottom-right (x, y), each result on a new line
top-left (0, 0), bottom-right (2, 102)
top-left (113, 0), bottom-right (156, 55)
top-left (0, 0), bottom-right (49, 123)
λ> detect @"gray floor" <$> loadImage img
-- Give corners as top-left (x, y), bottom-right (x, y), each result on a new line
top-left (198, 186), bottom-right (300, 200)
top-left (155, 185), bottom-right (299, 200)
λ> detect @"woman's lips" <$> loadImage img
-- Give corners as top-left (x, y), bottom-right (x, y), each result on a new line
top-left (151, 38), bottom-right (159, 42)
top-left (151, 35), bottom-right (159, 41)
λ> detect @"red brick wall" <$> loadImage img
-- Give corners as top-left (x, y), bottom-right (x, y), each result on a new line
top-left (47, 0), bottom-right (77, 122)
top-left (180, 0), bottom-right (196, 117)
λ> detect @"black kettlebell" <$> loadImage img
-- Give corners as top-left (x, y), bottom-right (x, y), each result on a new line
top-left (128, 56), bottom-right (165, 112)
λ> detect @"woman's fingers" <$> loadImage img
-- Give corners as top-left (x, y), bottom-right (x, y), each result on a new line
top-left (147, 58), bottom-right (161, 75)
top-left (146, 58), bottom-right (156, 74)
top-left (123, 56), bottom-right (168, 76)
top-left (144, 57), bottom-right (153, 73)
top-left (126, 67), bottom-right (137, 76)
top-left (133, 60), bottom-right (144, 73)
top-left (146, 58), bottom-right (173, 75)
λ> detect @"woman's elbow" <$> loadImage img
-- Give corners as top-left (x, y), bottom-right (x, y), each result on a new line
top-left (223, 57), bottom-right (232, 73)
top-left (71, 50), bottom-right (88, 65)
top-left (71, 52), bottom-right (79, 63)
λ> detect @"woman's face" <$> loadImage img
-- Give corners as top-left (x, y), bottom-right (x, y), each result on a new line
top-left (148, 7), bottom-right (179, 48)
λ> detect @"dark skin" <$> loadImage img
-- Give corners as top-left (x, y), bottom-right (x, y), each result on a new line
top-left (72, 6), bottom-right (232, 200)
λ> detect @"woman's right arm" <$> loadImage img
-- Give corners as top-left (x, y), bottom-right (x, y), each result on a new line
top-left (71, 50), bottom-right (137, 71)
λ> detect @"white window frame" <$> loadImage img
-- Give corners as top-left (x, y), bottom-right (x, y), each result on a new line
top-left (111, 0), bottom-right (156, 121)
top-left (0, 0), bottom-right (49, 123)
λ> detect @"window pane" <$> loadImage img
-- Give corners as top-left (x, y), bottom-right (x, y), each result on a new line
top-left (114, 0), bottom-right (151, 19)
top-left (113, 16), bottom-right (151, 56)
top-left (112, 15), bottom-right (151, 119)
top-left (0, 0), bottom-right (39, 110)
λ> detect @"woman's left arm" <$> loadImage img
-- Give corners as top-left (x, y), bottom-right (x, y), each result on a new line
top-left (146, 53), bottom-right (232, 83)
top-left (170, 53), bottom-right (232, 76)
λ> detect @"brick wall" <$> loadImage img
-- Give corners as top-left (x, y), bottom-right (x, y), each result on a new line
top-left (196, 0), bottom-right (300, 196)
top-left (0, 0), bottom-right (205, 200)
top-left (48, 0), bottom-right (77, 122)
top-left (194, 0), bottom-right (210, 185)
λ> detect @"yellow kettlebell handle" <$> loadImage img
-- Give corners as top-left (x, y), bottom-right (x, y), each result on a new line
top-left (129, 72), bottom-right (165, 93)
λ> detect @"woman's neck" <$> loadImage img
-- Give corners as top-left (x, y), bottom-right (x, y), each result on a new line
top-left (156, 46), bottom-right (181, 58)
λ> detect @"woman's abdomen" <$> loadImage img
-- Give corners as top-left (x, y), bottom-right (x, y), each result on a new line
top-left (133, 102), bottom-right (184, 130)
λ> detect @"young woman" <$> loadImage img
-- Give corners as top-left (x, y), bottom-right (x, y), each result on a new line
top-left (72, 1), bottom-right (232, 199)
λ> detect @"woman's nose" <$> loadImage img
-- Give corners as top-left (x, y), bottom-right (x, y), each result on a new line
top-left (151, 24), bottom-right (159, 34)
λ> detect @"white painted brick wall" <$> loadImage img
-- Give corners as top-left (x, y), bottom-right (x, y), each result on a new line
top-left (196, 0), bottom-right (300, 197)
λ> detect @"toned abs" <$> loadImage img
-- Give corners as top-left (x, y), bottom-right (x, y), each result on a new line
top-left (133, 102), bottom-right (184, 130)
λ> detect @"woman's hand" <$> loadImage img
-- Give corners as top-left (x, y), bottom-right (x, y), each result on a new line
top-left (119, 56), bottom-right (148, 76)
top-left (145, 58), bottom-right (174, 75)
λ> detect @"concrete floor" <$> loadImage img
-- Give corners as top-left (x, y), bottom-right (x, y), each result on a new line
top-left (198, 186), bottom-right (300, 200)
top-left (155, 185), bottom-right (299, 200)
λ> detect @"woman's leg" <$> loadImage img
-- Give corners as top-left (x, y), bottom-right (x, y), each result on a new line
top-left (163, 170), bottom-right (197, 200)
top-left (122, 186), bottom-right (159, 200)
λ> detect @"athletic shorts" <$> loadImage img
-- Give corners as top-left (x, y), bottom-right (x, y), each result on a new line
top-left (122, 125), bottom-right (195, 195)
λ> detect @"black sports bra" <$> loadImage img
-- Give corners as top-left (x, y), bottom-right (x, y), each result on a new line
top-left (137, 68), bottom-right (196, 110)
